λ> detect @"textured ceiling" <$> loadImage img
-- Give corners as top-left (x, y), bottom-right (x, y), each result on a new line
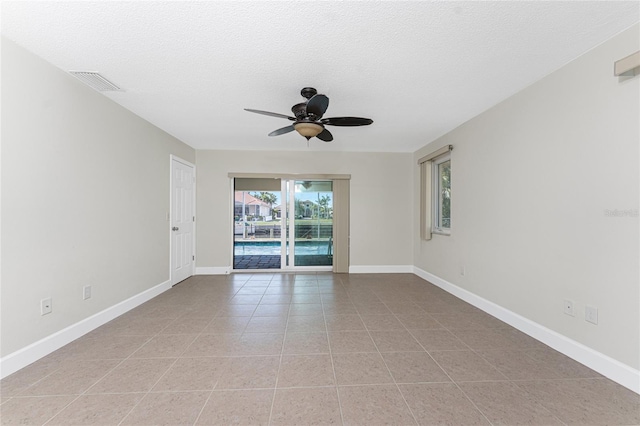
top-left (2, 1), bottom-right (638, 152)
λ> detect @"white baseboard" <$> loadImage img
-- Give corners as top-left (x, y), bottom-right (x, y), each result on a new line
top-left (349, 265), bottom-right (413, 274)
top-left (0, 279), bottom-right (172, 380)
top-left (413, 267), bottom-right (640, 394)
top-left (195, 267), bottom-right (231, 275)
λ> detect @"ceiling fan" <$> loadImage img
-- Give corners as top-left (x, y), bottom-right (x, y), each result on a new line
top-left (245, 87), bottom-right (373, 142)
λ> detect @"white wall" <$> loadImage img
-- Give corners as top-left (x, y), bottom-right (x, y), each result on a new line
top-left (413, 25), bottom-right (639, 370)
top-left (196, 150), bottom-right (413, 272)
top-left (1, 38), bottom-right (195, 358)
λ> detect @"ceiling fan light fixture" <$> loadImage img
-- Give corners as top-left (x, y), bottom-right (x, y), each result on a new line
top-left (293, 122), bottom-right (324, 138)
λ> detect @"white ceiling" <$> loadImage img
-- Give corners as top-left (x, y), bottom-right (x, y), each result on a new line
top-left (2, 1), bottom-right (638, 153)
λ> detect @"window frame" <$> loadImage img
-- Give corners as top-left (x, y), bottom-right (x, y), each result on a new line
top-left (431, 153), bottom-right (451, 235)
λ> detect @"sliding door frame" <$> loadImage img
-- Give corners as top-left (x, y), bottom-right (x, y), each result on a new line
top-left (229, 173), bottom-right (350, 273)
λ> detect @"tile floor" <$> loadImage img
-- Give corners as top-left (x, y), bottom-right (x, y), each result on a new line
top-left (1, 273), bottom-right (639, 425)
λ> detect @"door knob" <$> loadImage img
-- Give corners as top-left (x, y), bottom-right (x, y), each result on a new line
top-left (172, 227), bottom-right (179, 231)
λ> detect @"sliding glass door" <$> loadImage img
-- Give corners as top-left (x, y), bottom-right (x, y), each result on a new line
top-left (233, 178), bottom-right (282, 270)
top-left (287, 180), bottom-right (333, 268)
top-left (233, 178), bottom-right (333, 271)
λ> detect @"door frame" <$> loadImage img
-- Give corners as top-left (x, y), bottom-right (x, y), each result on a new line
top-left (229, 174), bottom-right (348, 273)
top-left (170, 155), bottom-right (196, 285)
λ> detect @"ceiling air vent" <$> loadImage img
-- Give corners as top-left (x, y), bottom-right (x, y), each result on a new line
top-left (69, 71), bottom-right (122, 92)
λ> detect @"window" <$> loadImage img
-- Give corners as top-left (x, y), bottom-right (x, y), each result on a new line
top-left (432, 154), bottom-right (451, 234)
top-left (418, 144), bottom-right (452, 240)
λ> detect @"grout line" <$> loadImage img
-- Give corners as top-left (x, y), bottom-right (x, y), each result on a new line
top-left (357, 298), bottom-right (420, 426)
top-left (322, 276), bottom-right (347, 426)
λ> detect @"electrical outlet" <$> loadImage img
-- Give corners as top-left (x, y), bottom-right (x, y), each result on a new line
top-left (563, 299), bottom-right (574, 317)
top-left (459, 266), bottom-right (466, 276)
top-left (585, 306), bottom-right (598, 324)
top-left (41, 298), bottom-right (52, 315)
top-left (83, 285), bottom-right (92, 300)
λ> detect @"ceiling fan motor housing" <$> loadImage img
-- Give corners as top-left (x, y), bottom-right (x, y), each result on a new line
top-left (300, 87), bottom-right (317, 99)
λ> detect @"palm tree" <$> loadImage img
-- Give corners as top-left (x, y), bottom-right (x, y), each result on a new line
top-left (318, 195), bottom-right (331, 219)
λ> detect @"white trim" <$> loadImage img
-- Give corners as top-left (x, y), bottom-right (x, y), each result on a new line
top-left (195, 266), bottom-right (231, 275)
top-left (0, 279), bottom-right (172, 379)
top-left (413, 266), bottom-right (640, 394)
top-left (349, 265), bottom-right (414, 274)
top-left (170, 155), bottom-right (196, 285)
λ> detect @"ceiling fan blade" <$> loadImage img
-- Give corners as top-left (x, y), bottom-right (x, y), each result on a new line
top-left (245, 109), bottom-right (296, 121)
top-left (321, 117), bottom-right (373, 126)
top-left (316, 128), bottom-right (333, 142)
top-left (305, 94), bottom-right (329, 118)
top-left (268, 125), bottom-right (295, 136)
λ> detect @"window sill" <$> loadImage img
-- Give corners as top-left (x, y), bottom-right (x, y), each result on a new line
top-left (432, 229), bottom-right (451, 236)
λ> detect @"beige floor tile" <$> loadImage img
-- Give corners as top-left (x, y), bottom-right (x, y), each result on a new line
top-left (450, 328), bottom-right (521, 350)
top-left (215, 356), bottom-right (279, 389)
top-left (516, 378), bottom-right (640, 425)
top-left (476, 349), bottom-right (562, 380)
top-left (159, 316), bottom-right (213, 334)
top-left (196, 389), bottom-right (273, 425)
top-left (215, 304), bottom-right (257, 317)
top-left (229, 295), bottom-right (263, 304)
top-left (6, 273), bottom-right (636, 425)
top-left (104, 317), bottom-right (175, 335)
top-left (328, 331), bottom-right (377, 353)
top-left (236, 286), bottom-right (267, 295)
top-left (332, 353), bottom-right (393, 385)
top-left (429, 350), bottom-right (507, 382)
top-left (409, 329), bottom-right (469, 350)
top-left (283, 331), bottom-right (329, 354)
top-left (253, 303), bottom-right (290, 317)
top-left (260, 293), bottom-right (293, 303)
top-left (322, 302), bottom-right (358, 315)
top-left (291, 294), bottom-right (322, 304)
top-left (202, 316), bottom-right (251, 333)
top-left (0, 395), bottom-right (75, 425)
top-left (399, 383), bottom-right (490, 425)
top-left (21, 359), bottom-right (120, 396)
top-left (525, 347), bottom-right (602, 379)
top-left (232, 332), bottom-right (285, 356)
top-left (264, 288), bottom-right (295, 296)
top-left (59, 335), bottom-right (152, 360)
top-left (47, 393), bottom-right (143, 425)
top-left (395, 314), bottom-right (442, 330)
top-left (339, 384), bottom-right (417, 425)
top-left (86, 358), bottom-right (175, 393)
top-left (289, 303), bottom-right (324, 316)
top-left (271, 387), bottom-right (342, 425)
top-left (152, 357), bottom-right (223, 391)
top-left (360, 314), bottom-right (405, 330)
top-left (381, 352), bottom-right (451, 383)
top-left (120, 391), bottom-right (209, 426)
top-left (459, 381), bottom-right (564, 425)
top-left (383, 302), bottom-right (426, 315)
top-left (245, 316), bottom-right (288, 333)
top-left (0, 358), bottom-right (62, 397)
top-left (325, 314), bottom-right (366, 331)
top-left (369, 330), bottom-right (424, 352)
top-left (355, 303), bottom-right (393, 315)
top-left (130, 334), bottom-right (198, 358)
top-left (183, 333), bottom-right (240, 357)
top-left (286, 314), bottom-right (327, 332)
top-left (277, 355), bottom-right (335, 387)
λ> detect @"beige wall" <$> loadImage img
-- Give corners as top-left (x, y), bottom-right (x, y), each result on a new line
top-left (1, 38), bottom-right (195, 356)
top-left (413, 25), bottom-right (639, 369)
top-left (196, 150), bottom-right (413, 270)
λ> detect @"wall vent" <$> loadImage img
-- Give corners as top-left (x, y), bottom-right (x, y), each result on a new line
top-left (69, 71), bottom-right (122, 91)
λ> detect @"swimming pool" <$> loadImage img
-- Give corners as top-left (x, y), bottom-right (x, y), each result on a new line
top-left (234, 241), bottom-right (332, 256)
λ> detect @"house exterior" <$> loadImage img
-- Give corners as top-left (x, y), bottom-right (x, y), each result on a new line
top-left (234, 192), bottom-right (272, 220)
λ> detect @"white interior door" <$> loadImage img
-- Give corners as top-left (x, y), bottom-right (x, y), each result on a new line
top-left (171, 157), bottom-right (195, 284)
